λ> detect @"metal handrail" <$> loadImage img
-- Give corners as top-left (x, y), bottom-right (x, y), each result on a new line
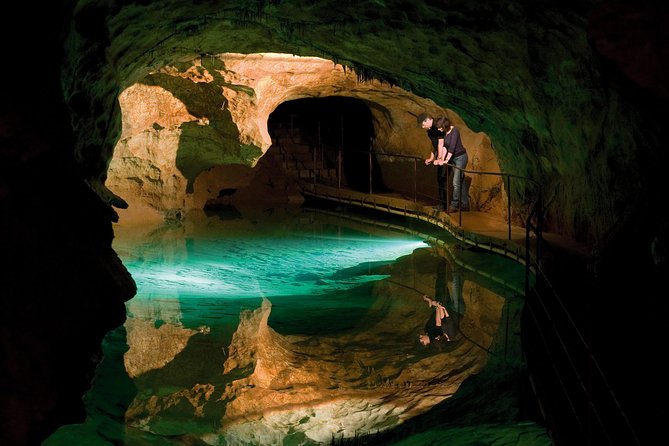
top-left (314, 145), bottom-right (543, 262)
top-left (311, 145), bottom-right (636, 444)
top-left (271, 120), bottom-right (635, 444)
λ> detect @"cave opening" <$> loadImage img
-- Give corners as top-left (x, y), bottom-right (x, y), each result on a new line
top-left (267, 96), bottom-right (388, 192)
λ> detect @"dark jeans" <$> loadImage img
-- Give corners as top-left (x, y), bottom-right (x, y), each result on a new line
top-left (450, 153), bottom-right (469, 210)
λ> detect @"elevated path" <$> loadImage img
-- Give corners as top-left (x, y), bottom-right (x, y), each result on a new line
top-left (299, 182), bottom-right (640, 446)
top-left (268, 120), bottom-right (590, 273)
top-left (300, 182), bottom-right (591, 273)
top-left (277, 124), bottom-right (633, 445)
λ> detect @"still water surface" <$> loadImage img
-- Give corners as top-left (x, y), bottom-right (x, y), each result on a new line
top-left (44, 206), bottom-right (539, 445)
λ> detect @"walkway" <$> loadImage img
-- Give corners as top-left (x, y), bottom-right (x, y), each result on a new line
top-left (299, 181), bottom-right (636, 446)
top-left (269, 120), bottom-right (591, 273)
top-left (300, 182), bottom-right (591, 272)
top-left (280, 133), bottom-right (635, 444)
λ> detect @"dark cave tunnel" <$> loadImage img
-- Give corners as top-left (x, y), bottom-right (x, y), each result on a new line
top-left (267, 96), bottom-right (388, 192)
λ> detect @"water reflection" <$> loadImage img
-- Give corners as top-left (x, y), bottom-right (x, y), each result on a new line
top-left (46, 207), bottom-right (525, 445)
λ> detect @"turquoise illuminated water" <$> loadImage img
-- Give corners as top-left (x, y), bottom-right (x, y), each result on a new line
top-left (44, 206), bottom-right (549, 446)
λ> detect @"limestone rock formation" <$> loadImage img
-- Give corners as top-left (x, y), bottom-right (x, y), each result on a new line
top-left (106, 53), bottom-right (505, 223)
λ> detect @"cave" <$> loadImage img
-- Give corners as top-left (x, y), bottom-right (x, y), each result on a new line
top-left (2, 1), bottom-right (668, 445)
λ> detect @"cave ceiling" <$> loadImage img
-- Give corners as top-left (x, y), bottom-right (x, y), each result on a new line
top-left (62, 0), bottom-right (668, 244)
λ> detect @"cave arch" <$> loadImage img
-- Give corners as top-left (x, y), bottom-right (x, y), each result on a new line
top-left (268, 96), bottom-right (388, 193)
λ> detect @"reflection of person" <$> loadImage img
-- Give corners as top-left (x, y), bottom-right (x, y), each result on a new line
top-left (434, 256), bottom-right (463, 340)
top-left (418, 295), bottom-right (451, 346)
top-left (418, 113), bottom-right (448, 211)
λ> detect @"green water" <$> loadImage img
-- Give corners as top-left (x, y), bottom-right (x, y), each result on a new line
top-left (44, 206), bottom-right (547, 446)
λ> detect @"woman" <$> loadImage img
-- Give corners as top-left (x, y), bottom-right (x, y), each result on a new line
top-left (434, 116), bottom-right (470, 212)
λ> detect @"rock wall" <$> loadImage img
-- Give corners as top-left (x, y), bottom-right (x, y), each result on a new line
top-left (106, 53), bottom-right (505, 223)
top-left (60, 0), bottom-right (666, 252)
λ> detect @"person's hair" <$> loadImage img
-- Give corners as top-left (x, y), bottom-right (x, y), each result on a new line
top-left (416, 113), bottom-right (431, 125)
top-left (434, 116), bottom-right (451, 130)
top-left (416, 334), bottom-right (447, 353)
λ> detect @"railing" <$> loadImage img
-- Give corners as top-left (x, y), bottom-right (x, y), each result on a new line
top-left (287, 140), bottom-right (638, 445)
top-left (309, 144), bottom-right (544, 264)
top-left (267, 114), bottom-right (638, 443)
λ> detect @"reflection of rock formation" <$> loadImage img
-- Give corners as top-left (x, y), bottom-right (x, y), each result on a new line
top-left (124, 298), bottom-right (199, 378)
top-left (124, 277), bottom-right (504, 444)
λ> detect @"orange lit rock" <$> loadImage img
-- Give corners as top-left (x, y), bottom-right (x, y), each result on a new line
top-left (106, 53), bottom-right (504, 223)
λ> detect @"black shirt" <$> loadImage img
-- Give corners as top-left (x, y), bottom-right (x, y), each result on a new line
top-left (426, 125), bottom-right (445, 153)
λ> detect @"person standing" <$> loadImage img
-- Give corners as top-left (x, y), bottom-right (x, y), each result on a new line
top-left (418, 113), bottom-right (448, 210)
top-left (417, 113), bottom-right (469, 212)
top-left (435, 116), bottom-right (469, 212)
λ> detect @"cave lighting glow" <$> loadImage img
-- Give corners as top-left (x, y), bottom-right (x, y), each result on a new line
top-left (117, 230), bottom-right (428, 300)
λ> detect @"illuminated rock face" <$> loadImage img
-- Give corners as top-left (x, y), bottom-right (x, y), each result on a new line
top-left (124, 299), bottom-right (200, 378)
top-left (216, 295), bottom-right (498, 444)
top-left (57, 0), bottom-right (667, 246)
top-left (107, 53), bottom-right (505, 222)
top-left (124, 286), bottom-right (505, 444)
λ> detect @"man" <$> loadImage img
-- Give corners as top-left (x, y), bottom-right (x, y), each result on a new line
top-left (418, 113), bottom-right (448, 211)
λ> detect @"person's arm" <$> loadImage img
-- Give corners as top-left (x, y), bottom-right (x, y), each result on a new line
top-left (442, 127), bottom-right (455, 164)
top-left (434, 307), bottom-right (443, 326)
top-left (443, 137), bottom-right (453, 164)
top-left (434, 304), bottom-right (450, 340)
top-left (425, 151), bottom-right (435, 165)
top-left (424, 295), bottom-right (447, 312)
top-left (435, 138), bottom-right (446, 165)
